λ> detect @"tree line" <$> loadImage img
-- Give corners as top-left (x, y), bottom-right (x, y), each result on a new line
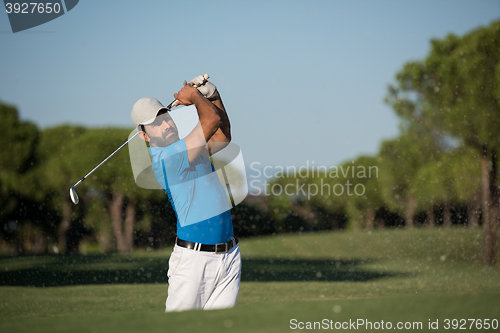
top-left (267, 20), bottom-right (500, 265)
top-left (0, 20), bottom-right (499, 264)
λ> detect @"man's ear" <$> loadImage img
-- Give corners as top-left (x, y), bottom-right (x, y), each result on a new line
top-left (138, 130), bottom-right (150, 142)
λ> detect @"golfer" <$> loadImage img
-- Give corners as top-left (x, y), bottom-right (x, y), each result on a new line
top-left (130, 75), bottom-right (241, 312)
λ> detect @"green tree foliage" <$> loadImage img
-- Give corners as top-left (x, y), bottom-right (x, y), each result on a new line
top-left (34, 125), bottom-right (87, 252)
top-left (378, 131), bottom-right (440, 227)
top-left (0, 102), bottom-right (38, 215)
top-left (387, 20), bottom-right (500, 264)
top-left (58, 128), bottom-right (146, 253)
top-left (341, 156), bottom-right (383, 230)
top-left (412, 153), bottom-right (457, 227)
top-left (0, 101), bottom-right (40, 252)
top-left (267, 176), bottom-right (309, 233)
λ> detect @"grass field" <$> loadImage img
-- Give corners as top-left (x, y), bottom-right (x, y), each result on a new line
top-left (0, 227), bottom-right (499, 332)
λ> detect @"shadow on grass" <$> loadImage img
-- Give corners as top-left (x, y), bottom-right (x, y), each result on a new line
top-left (0, 255), bottom-right (409, 287)
top-left (241, 258), bottom-right (408, 282)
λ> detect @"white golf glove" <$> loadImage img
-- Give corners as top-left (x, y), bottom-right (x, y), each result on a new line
top-left (183, 74), bottom-right (217, 98)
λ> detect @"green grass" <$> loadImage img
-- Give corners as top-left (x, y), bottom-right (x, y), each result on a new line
top-left (0, 227), bottom-right (499, 332)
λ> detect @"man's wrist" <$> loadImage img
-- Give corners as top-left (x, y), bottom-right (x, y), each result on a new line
top-left (191, 91), bottom-right (207, 106)
top-left (208, 90), bottom-right (220, 102)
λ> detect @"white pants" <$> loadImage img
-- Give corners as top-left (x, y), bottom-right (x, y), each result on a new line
top-left (165, 243), bottom-right (241, 312)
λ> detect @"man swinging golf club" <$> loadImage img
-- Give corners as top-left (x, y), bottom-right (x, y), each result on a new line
top-left (130, 75), bottom-right (241, 312)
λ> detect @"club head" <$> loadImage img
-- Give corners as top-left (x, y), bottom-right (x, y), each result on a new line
top-left (70, 187), bottom-right (79, 204)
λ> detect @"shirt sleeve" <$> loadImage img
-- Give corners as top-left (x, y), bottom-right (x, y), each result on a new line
top-left (158, 139), bottom-right (190, 186)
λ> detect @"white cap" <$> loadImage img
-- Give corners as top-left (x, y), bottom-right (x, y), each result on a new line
top-left (131, 97), bottom-right (166, 128)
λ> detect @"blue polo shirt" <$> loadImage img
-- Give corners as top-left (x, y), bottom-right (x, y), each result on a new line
top-left (149, 139), bottom-right (233, 244)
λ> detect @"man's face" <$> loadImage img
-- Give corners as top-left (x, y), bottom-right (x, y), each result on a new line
top-left (143, 109), bottom-right (180, 147)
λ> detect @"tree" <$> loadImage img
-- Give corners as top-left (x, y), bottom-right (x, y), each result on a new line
top-left (387, 20), bottom-right (500, 264)
top-left (412, 152), bottom-right (466, 227)
top-left (36, 125), bottom-right (87, 253)
top-left (59, 128), bottom-right (144, 253)
top-left (449, 147), bottom-right (482, 227)
top-left (340, 156), bottom-right (383, 230)
top-left (0, 101), bottom-right (39, 252)
top-left (378, 131), bottom-right (440, 228)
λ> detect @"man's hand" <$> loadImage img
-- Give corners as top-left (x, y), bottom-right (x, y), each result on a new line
top-left (185, 74), bottom-right (217, 99)
top-left (189, 74), bottom-right (209, 87)
top-left (173, 85), bottom-right (204, 107)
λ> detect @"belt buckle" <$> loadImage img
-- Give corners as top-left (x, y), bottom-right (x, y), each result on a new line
top-left (215, 242), bottom-right (228, 254)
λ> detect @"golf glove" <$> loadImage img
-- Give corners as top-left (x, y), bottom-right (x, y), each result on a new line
top-left (184, 74), bottom-right (217, 99)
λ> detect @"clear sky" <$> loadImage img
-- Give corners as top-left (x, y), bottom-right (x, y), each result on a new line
top-left (1, 0), bottom-right (499, 172)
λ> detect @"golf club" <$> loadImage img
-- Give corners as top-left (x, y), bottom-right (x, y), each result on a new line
top-left (69, 99), bottom-right (177, 204)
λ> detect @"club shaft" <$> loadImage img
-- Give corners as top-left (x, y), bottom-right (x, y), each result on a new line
top-left (72, 131), bottom-right (139, 188)
top-left (71, 99), bottom-right (177, 189)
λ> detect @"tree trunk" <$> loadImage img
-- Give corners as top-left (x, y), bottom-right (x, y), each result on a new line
top-left (33, 233), bottom-right (47, 254)
top-left (467, 192), bottom-right (480, 227)
top-left (486, 149), bottom-right (498, 264)
top-left (443, 202), bottom-right (452, 227)
top-left (59, 198), bottom-right (71, 253)
top-left (124, 200), bottom-right (136, 252)
top-left (405, 196), bottom-right (416, 228)
top-left (481, 147), bottom-right (498, 265)
top-left (294, 201), bottom-right (316, 230)
top-left (365, 208), bottom-right (375, 230)
top-left (150, 209), bottom-right (161, 249)
top-left (109, 193), bottom-right (127, 253)
top-left (97, 232), bottom-right (114, 253)
top-left (427, 207), bottom-right (435, 227)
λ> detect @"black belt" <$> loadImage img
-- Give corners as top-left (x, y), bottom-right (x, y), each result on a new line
top-left (176, 237), bottom-right (238, 254)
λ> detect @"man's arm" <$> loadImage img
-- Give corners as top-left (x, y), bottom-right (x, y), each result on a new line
top-left (206, 90), bottom-right (231, 155)
top-left (173, 85), bottom-right (222, 163)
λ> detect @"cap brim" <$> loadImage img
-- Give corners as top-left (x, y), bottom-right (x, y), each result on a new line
top-left (138, 108), bottom-right (171, 127)
top-left (140, 116), bottom-right (156, 126)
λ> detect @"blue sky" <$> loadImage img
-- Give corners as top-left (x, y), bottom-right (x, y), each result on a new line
top-left (1, 0), bottom-right (499, 172)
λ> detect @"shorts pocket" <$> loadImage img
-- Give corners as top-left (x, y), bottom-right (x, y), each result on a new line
top-left (167, 248), bottom-right (183, 278)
